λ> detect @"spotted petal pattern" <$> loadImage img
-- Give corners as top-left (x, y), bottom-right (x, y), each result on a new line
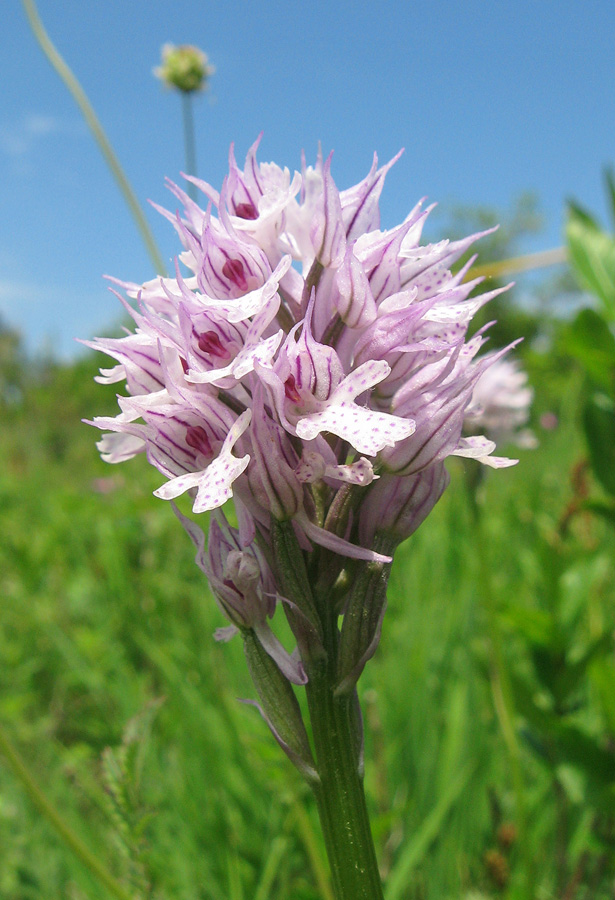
top-left (87, 139), bottom-right (520, 687)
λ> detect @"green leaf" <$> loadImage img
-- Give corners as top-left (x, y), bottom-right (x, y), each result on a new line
top-left (583, 392), bottom-right (615, 495)
top-left (590, 657), bottom-right (615, 734)
top-left (583, 499), bottom-right (615, 526)
top-left (242, 631), bottom-right (318, 783)
top-left (385, 763), bottom-right (474, 900)
top-left (567, 199), bottom-right (600, 230)
top-left (562, 308), bottom-right (615, 389)
top-left (555, 723), bottom-right (615, 798)
top-left (565, 205), bottom-right (615, 320)
top-left (554, 632), bottom-right (614, 705)
top-left (605, 166), bottom-right (615, 232)
top-left (500, 604), bottom-right (555, 650)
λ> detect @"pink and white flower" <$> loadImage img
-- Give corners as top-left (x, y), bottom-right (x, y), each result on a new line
top-left (87, 137), bottom-right (518, 689)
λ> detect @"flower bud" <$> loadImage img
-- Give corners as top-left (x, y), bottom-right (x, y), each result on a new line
top-left (154, 43), bottom-right (214, 93)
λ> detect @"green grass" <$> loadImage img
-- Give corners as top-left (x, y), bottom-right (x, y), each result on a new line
top-left (1, 346), bottom-right (614, 899)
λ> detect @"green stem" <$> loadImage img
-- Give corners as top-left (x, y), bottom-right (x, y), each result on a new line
top-left (22, 0), bottom-right (167, 276)
top-left (181, 93), bottom-right (198, 201)
top-left (0, 723), bottom-right (133, 900)
top-left (305, 613), bottom-right (384, 900)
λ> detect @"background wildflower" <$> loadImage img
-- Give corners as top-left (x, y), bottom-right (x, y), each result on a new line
top-left (154, 43), bottom-right (214, 94)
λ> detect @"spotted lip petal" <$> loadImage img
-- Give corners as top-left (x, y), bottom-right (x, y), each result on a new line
top-left (295, 360), bottom-right (415, 456)
top-left (154, 410), bottom-right (252, 512)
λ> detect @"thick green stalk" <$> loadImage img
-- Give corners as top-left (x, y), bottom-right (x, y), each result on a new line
top-left (305, 613), bottom-right (384, 900)
top-left (0, 723), bottom-right (133, 900)
top-left (22, 0), bottom-right (167, 276)
top-left (181, 93), bottom-right (198, 202)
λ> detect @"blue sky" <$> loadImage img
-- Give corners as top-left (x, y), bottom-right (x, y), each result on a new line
top-left (2, 0), bottom-right (614, 358)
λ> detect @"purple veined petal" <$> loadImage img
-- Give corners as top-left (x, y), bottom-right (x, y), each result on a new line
top-left (398, 227), bottom-right (499, 294)
top-left (86, 408), bottom-right (147, 445)
top-left (171, 501), bottom-right (209, 573)
top-left (235, 497), bottom-right (257, 546)
top-left (96, 432), bottom-right (146, 463)
top-left (182, 261), bottom-right (287, 385)
top-left (382, 352), bottom-right (493, 475)
top-left (358, 465), bottom-right (450, 547)
top-left (354, 218), bottom-right (422, 304)
top-left (248, 389), bottom-right (303, 519)
top-left (323, 457), bottom-right (379, 486)
top-left (358, 295), bottom-right (441, 370)
top-left (93, 363), bottom-right (126, 385)
top-left (193, 216), bottom-right (272, 301)
top-left (340, 149), bottom-right (404, 241)
top-left (479, 454), bottom-right (519, 468)
top-left (186, 329), bottom-right (284, 386)
top-left (241, 133), bottom-right (266, 199)
top-left (226, 156), bottom-right (303, 266)
top-left (333, 247), bottom-right (377, 329)
top-left (312, 153), bottom-right (346, 268)
top-left (253, 358), bottom-right (298, 436)
top-left (286, 290), bottom-right (346, 402)
top-left (200, 255), bottom-right (290, 324)
top-left (296, 512), bottom-right (392, 564)
top-left (181, 172), bottom-right (221, 208)
top-left (226, 141), bottom-right (261, 215)
top-left (296, 449), bottom-right (378, 486)
top-left (83, 332), bottom-right (166, 396)
top-left (452, 435), bottom-right (497, 459)
top-left (294, 449), bottom-right (327, 483)
top-left (214, 624), bottom-right (239, 642)
top-left (165, 177), bottom-right (211, 233)
top-left (252, 620), bottom-right (308, 685)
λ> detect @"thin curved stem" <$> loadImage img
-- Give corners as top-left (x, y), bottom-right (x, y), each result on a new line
top-left (0, 722), bottom-right (133, 900)
top-left (22, 0), bottom-right (167, 276)
top-left (468, 246), bottom-right (567, 281)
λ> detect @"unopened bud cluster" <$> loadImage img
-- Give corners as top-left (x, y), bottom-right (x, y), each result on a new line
top-left (154, 43), bottom-right (214, 93)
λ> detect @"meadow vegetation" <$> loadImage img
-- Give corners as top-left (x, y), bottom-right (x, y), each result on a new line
top-left (1, 270), bottom-right (614, 900)
top-left (2, 188), bottom-right (615, 899)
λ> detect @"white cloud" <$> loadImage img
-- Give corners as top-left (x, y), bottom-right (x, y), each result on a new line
top-left (24, 113), bottom-right (59, 137)
top-left (0, 112), bottom-right (84, 158)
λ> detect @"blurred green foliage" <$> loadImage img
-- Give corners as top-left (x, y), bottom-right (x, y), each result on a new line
top-left (562, 172), bottom-right (615, 516)
top-left (1, 245), bottom-right (615, 899)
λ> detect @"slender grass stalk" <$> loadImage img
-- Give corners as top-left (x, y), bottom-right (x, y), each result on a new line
top-left (22, 0), bottom-right (167, 276)
top-left (289, 803), bottom-right (335, 900)
top-left (468, 246), bottom-right (567, 281)
top-left (0, 723), bottom-right (133, 900)
top-left (464, 472), bottom-right (535, 893)
top-left (182, 93), bottom-right (198, 202)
